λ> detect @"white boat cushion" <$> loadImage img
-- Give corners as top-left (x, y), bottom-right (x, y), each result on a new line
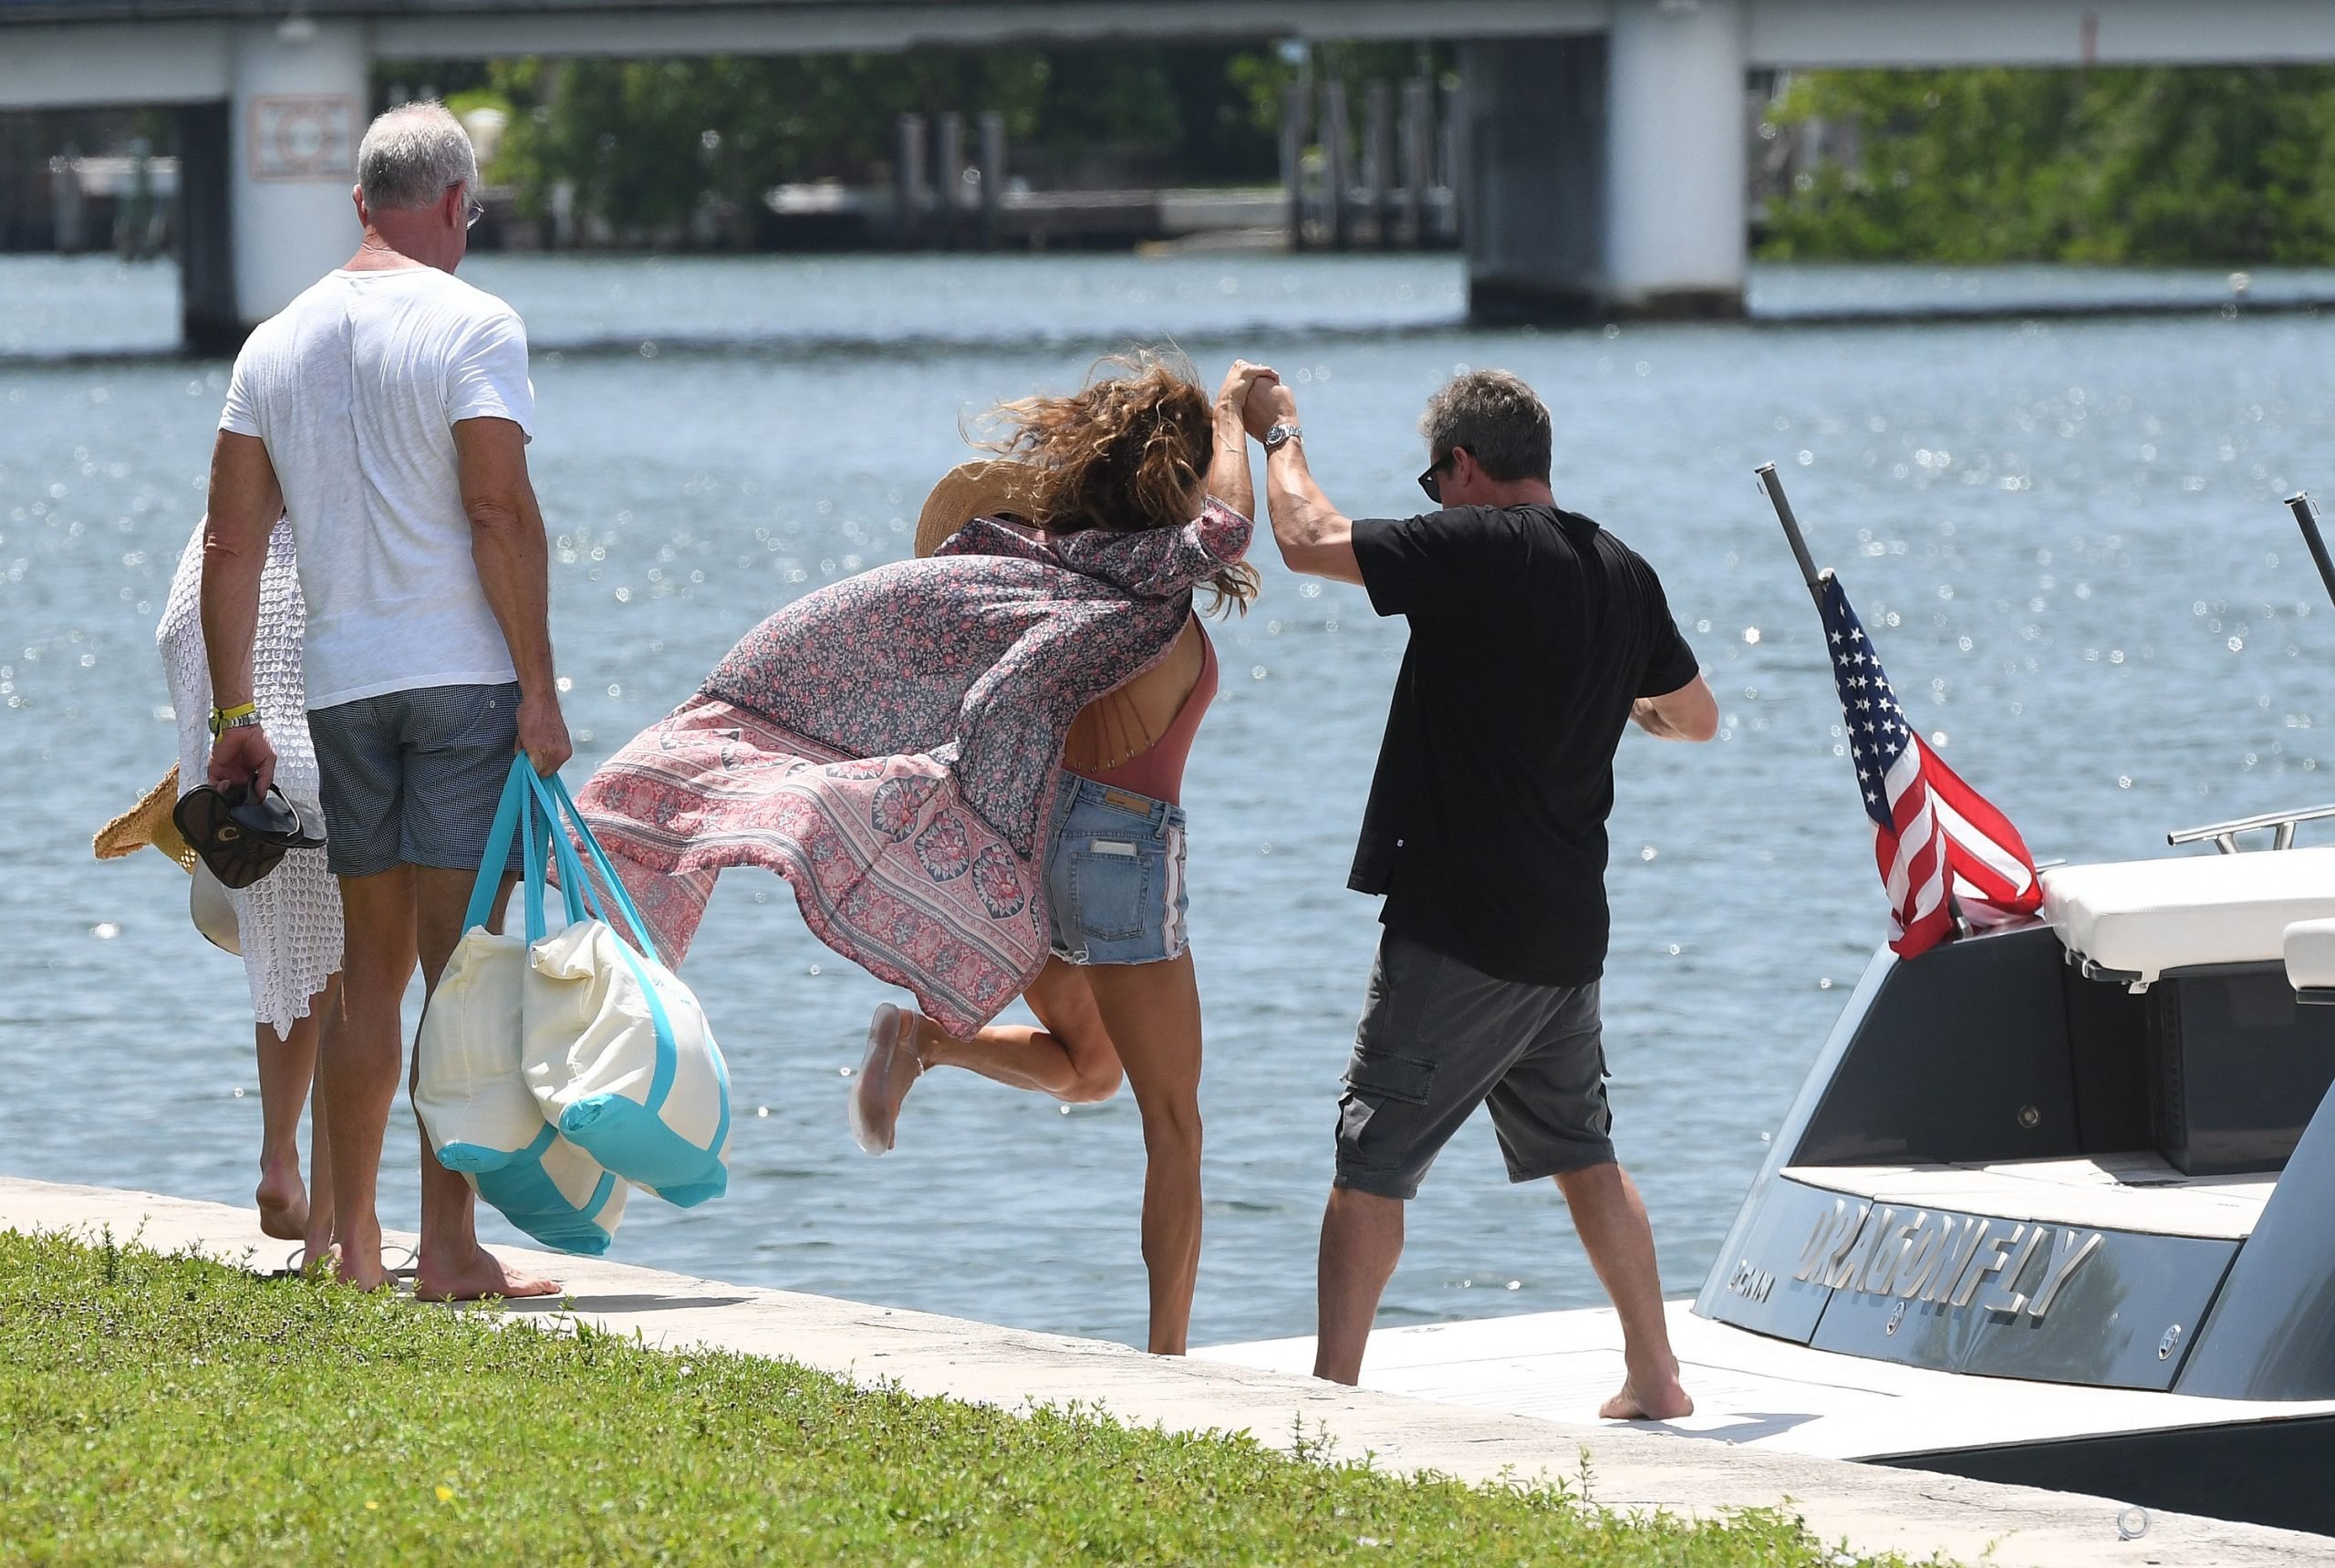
top-left (2040, 846), bottom-right (2335, 982)
top-left (2286, 919), bottom-right (2335, 993)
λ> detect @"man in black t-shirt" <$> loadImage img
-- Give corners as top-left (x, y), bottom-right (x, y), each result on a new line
top-left (1239, 365), bottom-right (1716, 1417)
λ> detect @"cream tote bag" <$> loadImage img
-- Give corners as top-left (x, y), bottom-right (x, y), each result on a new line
top-left (415, 762), bottom-right (627, 1254)
top-left (520, 769), bottom-right (731, 1209)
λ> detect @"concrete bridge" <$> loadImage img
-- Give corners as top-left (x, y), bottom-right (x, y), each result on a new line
top-left (8, 0), bottom-right (2335, 348)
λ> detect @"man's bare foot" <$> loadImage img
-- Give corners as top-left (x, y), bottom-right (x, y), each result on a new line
top-left (847, 1002), bottom-right (925, 1155)
top-left (298, 1241), bottom-right (344, 1280)
top-left (255, 1163), bottom-right (309, 1241)
top-left (328, 1250), bottom-right (399, 1293)
top-left (1599, 1376), bottom-right (1694, 1420)
top-left (414, 1243), bottom-right (560, 1303)
top-left (301, 1212), bottom-right (337, 1274)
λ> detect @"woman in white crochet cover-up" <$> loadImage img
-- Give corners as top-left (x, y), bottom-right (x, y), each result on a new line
top-left (161, 517), bottom-right (342, 1255)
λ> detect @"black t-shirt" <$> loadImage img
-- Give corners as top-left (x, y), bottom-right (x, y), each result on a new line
top-left (1348, 504), bottom-right (1699, 987)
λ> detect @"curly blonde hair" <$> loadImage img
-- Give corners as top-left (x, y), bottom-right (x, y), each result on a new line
top-left (984, 350), bottom-right (1257, 614)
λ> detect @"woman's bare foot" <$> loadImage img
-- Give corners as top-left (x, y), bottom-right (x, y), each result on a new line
top-left (1599, 1375), bottom-right (1694, 1421)
top-left (848, 1002), bottom-right (926, 1155)
top-left (414, 1243), bottom-right (560, 1303)
top-left (255, 1161), bottom-right (309, 1241)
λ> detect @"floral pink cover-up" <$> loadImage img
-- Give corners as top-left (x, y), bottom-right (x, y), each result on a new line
top-left (574, 500), bottom-right (1251, 1036)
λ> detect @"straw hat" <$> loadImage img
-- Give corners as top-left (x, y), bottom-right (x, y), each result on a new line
top-left (92, 763), bottom-right (196, 873)
top-left (914, 460), bottom-right (1043, 559)
top-left (190, 860), bottom-right (242, 955)
top-left (92, 763), bottom-right (243, 953)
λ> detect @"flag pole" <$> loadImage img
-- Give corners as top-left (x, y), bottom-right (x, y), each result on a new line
top-left (2287, 492), bottom-right (2335, 612)
top-left (1755, 462), bottom-right (1825, 607)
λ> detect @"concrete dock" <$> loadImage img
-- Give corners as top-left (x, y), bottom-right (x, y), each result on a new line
top-left (2, 1175), bottom-right (2327, 1567)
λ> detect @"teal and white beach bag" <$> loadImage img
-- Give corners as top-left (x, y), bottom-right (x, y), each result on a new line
top-left (522, 770), bottom-right (731, 1208)
top-left (415, 761), bottom-right (628, 1255)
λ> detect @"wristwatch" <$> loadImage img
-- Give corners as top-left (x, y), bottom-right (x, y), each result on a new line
top-left (209, 701), bottom-right (262, 737)
top-left (1261, 422), bottom-right (1303, 454)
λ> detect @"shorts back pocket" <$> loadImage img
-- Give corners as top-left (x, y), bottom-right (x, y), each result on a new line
top-left (1066, 840), bottom-right (1153, 943)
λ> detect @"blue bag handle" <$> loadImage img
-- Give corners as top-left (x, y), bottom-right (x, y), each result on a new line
top-left (465, 757), bottom-right (592, 941)
top-left (524, 768), bottom-right (690, 1116)
top-left (533, 785), bottom-right (589, 940)
top-left (462, 760), bottom-right (656, 961)
top-left (462, 760), bottom-right (534, 936)
top-left (520, 774), bottom-right (551, 943)
top-left (527, 769), bottom-right (606, 937)
top-left (524, 769), bottom-right (663, 964)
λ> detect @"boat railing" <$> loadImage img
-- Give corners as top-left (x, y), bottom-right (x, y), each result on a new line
top-left (2167, 803), bottom-right (2335, 854)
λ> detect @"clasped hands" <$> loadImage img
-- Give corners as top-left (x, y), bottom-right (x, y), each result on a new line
top-left (1215, 359), bottom-right (1301, 446)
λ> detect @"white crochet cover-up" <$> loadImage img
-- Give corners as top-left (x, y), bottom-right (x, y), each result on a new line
top-left (160, 519), bottom-right (343, 1037)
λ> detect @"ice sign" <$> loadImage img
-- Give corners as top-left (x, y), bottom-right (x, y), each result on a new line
top-left (248, 95), bottom-right (357, 181)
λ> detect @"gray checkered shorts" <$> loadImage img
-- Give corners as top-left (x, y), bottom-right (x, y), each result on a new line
top-left (308, 682), bottom-right (524, 880)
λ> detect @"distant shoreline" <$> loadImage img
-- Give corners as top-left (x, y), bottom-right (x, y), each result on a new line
top-left (3, 262), bottom-right (2324, 370)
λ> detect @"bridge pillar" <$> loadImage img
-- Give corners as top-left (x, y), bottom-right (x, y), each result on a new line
top-left (1458, 36), bottom-right (1607, 325)
top-left (177, 101), bottom-right (237, 355)
top-left (222, 20), bottom-right (368, 345)
top-left (1604, 0), bottom-right (1749, 318)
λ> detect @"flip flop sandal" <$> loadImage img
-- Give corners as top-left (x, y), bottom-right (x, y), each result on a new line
top-left (171, 783), bottom-right (324, 889)
top-left (260, 1242), bottom-right (330, 1282)
top-left (258, 1244), bottom-right (418, 1283)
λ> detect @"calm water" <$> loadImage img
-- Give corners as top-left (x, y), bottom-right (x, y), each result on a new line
top-left (3, 252), bottom-right (2329, 1349)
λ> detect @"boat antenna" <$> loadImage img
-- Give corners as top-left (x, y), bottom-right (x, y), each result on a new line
top-left (1755, 462), bottom-right (1824, 607)
top-left (2286, 492), bottom-right (2335, 611)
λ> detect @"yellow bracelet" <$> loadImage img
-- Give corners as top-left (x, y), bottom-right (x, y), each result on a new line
top-left (209, 701), bottom-right (257, 737)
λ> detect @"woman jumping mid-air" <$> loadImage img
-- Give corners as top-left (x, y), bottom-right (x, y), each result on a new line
top-left (576, 352), bottom-right (1263, 1353)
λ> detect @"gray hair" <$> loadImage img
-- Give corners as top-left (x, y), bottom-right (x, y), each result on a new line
top-left (357, 101), bottom-right (478, 213)
top-left (1419, 369), bottom-right (1552, 483)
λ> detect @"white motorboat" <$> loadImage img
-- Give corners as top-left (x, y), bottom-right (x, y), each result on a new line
top-left (1205, 805), bottom-right (2335, 1537)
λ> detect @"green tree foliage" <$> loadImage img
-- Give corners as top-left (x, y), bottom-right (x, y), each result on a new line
top-left (484, 54), bottom-right (1044, 229)
top-left (472, 47), bottom-right (1302, 234)
top-left (1761, 67), bottom-right (2335, 265)
top-left (388, 43), bottom-right (1448, 237)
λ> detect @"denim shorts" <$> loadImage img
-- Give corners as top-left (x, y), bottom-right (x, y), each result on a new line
top-left (1043, 775), bottom-right (1189, 966)
top-left (308, 681), bottom-right (523, 880)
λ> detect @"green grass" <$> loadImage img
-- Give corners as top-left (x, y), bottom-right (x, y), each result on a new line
top-left (0, 1231), bottom-right (1913, 1565)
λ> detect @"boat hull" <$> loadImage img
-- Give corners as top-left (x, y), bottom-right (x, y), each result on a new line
top-left (1199, 1303), bottom-right (2335, 1537)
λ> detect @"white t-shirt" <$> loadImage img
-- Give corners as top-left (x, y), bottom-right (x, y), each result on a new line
top-left (220, 265), bottom-right (534, 710)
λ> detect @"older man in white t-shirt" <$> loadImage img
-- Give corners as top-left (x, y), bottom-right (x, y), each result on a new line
top-left (202, 102), bottom-right (568, 1300)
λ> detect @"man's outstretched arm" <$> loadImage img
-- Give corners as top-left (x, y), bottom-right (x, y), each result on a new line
top-left (1240, 377), bottom-right (1364, 585)
top-left (454, 416), bottom-right (571, 776)
top-left (201, 431), bottom-right (284, 794)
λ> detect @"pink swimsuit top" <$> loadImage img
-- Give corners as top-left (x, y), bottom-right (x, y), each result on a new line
top-left (1071, 625), bottom-right (1219, 806)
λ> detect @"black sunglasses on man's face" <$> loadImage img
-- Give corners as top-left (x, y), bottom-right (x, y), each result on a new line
top-left (1417, 447), bottom-right (1465, 504)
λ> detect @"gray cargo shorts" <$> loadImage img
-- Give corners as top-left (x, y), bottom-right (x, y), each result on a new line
top-left (1333, 930), bottom-right (1614, 1200)
top-left (309, 681), bottom-right (524, 880)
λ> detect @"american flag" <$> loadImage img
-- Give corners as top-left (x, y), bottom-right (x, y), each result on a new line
top-left (1820, 571), bottom-right (2042, 958)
